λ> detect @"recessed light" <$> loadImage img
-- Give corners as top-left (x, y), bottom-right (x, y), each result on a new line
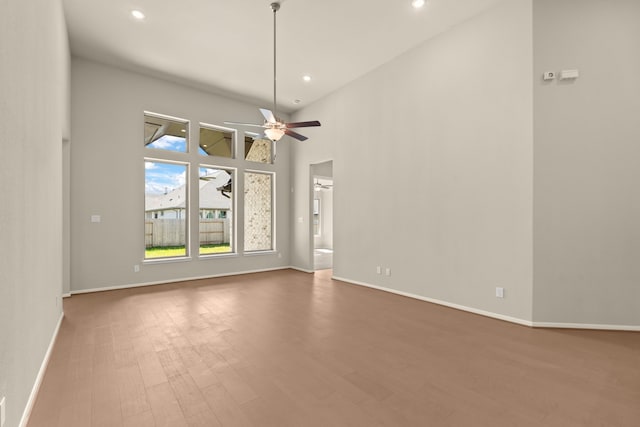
top-left (131, 10), bottom-right (145, 20)
top-left (293, 99), bottom-right (301, 104)
top-left (411, 0), bottom-right (425, 9)
top-left (302, 75), bottom-right (312, 82)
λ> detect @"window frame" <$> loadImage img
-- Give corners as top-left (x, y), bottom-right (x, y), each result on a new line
top-left (142, 110), bottom-right (280, 263)
top-left (198, 164), bottom-right (237, 258)
top-left (143, 158), bottom-right (191, 262)
top-left (243, 169), bottom-right (276, 254)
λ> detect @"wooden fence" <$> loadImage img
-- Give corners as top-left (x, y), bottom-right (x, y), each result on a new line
top-left (199, 219), bottom-right (228, 244)
top-left (145, 219), bottom-right (230, 247)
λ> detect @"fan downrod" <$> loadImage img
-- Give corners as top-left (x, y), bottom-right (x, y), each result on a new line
top-left (222, 0), bottom-right (321, 142)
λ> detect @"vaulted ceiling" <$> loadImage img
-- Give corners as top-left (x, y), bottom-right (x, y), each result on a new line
top-left (62, 0), bottom-right (503, 113)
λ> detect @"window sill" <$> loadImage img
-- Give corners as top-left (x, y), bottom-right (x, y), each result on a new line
top-left (243, 250), bottom-right (277, 257)
top-left (143, 257), bottom-right (192, 265)
top-left (199, 252), bottom-right (239, 259)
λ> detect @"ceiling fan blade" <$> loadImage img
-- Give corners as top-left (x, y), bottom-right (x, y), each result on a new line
top-left (284, 129), bottom-right (308, 141)
top-left (259, 108), bottom-right (277, 124)
top-left (286, 120), bottom-right (321, 128)
top-left (223, 121), bottom-right (266, 128)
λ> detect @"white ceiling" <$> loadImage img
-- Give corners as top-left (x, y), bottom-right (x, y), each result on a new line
top-left (62, 0), bottom-right (503, 113)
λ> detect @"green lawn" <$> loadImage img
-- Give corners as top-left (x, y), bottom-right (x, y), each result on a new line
top-left (200, 244), bottom-right (232, 255)
top-left (145, 244), bottom-right (231, 258)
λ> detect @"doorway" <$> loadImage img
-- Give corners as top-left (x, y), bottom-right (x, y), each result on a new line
top-left (310, 161), bottom-right (333, 270)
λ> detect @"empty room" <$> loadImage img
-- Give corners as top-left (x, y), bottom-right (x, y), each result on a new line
top-left (1, 0), bottom-right (639, 426)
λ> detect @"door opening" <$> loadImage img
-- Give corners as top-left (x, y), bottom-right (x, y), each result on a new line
top-left (310, 161), bottom-right (333, 271)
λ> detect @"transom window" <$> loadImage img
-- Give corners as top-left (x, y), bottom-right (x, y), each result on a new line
top-left (199, 124), bottom-right (235, 158)
top-left (244, 134), bottom-right (273, 164)
top-left (144, 113), bottom-right (188, 152)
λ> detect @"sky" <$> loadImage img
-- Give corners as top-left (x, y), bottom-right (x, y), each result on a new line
top-left (145, 161), bottom-right (186, 195)
top-left (145, 136), bottom-right (226, 195)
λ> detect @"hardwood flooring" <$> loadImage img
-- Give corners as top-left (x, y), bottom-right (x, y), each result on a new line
top-left (28, 269), bottom-right (640, 426)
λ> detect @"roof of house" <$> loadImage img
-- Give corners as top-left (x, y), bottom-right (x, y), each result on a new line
top-left (146, 170), bottom-right (231, 212)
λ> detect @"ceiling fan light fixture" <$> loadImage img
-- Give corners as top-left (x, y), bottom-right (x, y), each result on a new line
top-left (264, 127), bottom-right (285, 141)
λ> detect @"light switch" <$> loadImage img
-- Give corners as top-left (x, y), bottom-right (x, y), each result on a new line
top-left (560, 69), bottom-right (579, 80)
top-left (91, 215), bottom-right (101, 223)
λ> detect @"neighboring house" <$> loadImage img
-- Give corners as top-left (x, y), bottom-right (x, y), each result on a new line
top-left (145, 170), bottom-right (232, 219)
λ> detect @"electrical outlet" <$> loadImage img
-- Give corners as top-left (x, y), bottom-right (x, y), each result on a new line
top-left (133, 264), bottom-right (140, 273)
top-left (385, 268), bottom-right (391, 276)
top-left (496, 287), bottom-right (505, 298)
top-left (1, 396), bottom-right (6, 427)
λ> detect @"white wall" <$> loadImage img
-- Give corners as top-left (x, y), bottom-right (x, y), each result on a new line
top-left (70, 58), bottom-right (291, 292)
top-left (533, 0), bottom-right (640, 326)
top-left (0, 0), bottom-right (69, 425)
top-left (292, 0), bottom-right (534, 322)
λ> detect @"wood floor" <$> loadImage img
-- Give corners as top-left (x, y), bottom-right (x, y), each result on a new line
top-left (28, 269), bottom-right (640, 427)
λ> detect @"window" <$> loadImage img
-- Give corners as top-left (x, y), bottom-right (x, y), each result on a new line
top-left (144, 112), bottom-right (190, 259)
top-left (313, 199), bottom-right (320, 236)
top-left (143, 111), bottom-right (277, 260)
top-left (199, 166), bottom-right (234, 255)
top-left (244, 135), bottom-right (272, 164)
top-left (199, 124), bottom-right (235, 158)
top-left (244, 171), bottom-right (274, 251)
top-left (145, 161), bottom-right (189, 259)
top-left (144, 113), bottom-right (188, 152)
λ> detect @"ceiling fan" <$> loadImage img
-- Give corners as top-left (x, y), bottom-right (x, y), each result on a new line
top-left (314, 179), bottom-right (333, 191)
top-left (224, 2), bottom-right (321, 142)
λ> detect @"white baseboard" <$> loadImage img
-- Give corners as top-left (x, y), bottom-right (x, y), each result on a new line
top-left (70, 266), bottom-right (292, 295)
top-left (20, 311), bottom-right (64, 427)
top-left (331, 276), bottom-right (639, 332)
top-left (67, 269), bottom-right (639, 332)
top-left (531, 322), bottom-right (640, 332)
top-left (288, 266), bottom-right (315, 274)
top-left (332, 276), bottom-right (533, 327)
